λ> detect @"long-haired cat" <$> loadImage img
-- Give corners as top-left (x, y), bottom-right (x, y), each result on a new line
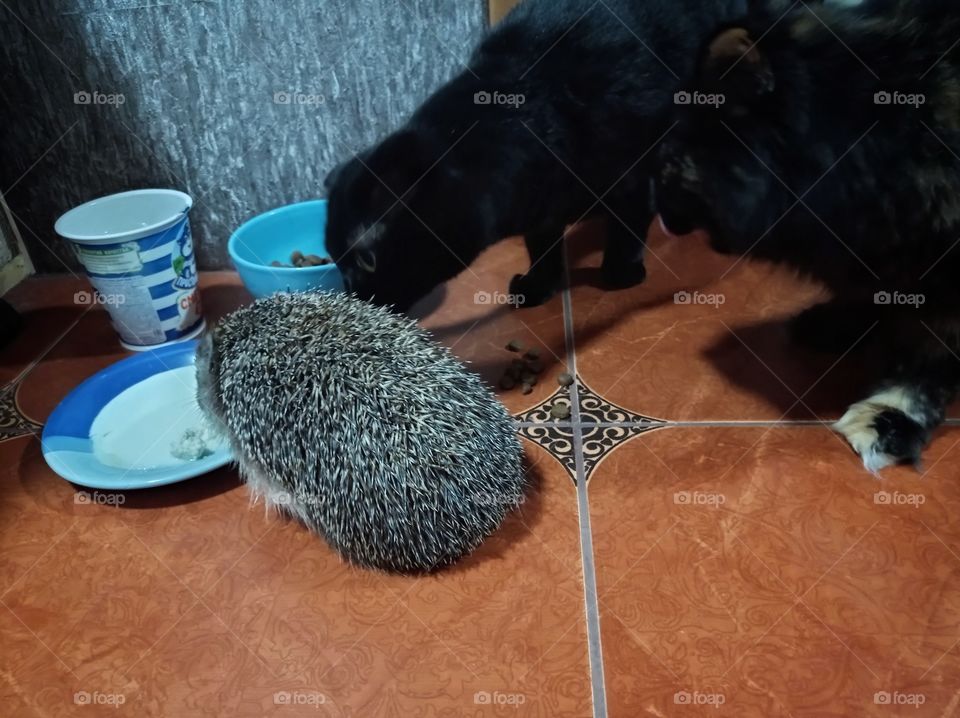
top-left (656, 0), bottom-right (960, 471)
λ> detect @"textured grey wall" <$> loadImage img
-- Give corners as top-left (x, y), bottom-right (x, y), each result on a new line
top-left (0, 0), bottom-right (487, 272)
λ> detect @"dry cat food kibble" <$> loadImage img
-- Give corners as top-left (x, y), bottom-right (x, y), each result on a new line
top-left (271, 251), bottom-right (333, 268)
top-left (499, 341), bottom-right (546, 395)
top-left (497, 342), bottom-right (569, 399)
top-left (550, 402), bottom-right (571, 420)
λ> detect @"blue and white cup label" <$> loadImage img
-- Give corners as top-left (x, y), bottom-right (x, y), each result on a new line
top-left (72, 217), bottom-right (203, 347)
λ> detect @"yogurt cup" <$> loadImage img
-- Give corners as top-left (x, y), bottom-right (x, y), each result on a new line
top-left (55, 189), bottom-right (205, 351)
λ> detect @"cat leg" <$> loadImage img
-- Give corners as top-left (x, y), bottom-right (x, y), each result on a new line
top-left (509, 226), bottom-right (566, 307)
top-left (601, 195), bottom-right (649, 289)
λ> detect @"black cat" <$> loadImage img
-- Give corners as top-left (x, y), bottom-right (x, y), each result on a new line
top-left (656, 0), bottom-right (960, 471)
top-left (325, 0), bottom-right (751, 312)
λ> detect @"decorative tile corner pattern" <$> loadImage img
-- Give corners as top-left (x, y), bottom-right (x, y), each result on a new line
top-left (519, 423), bottom-right (577, 482)
top-left (514, 375), bottom-right (668, 482)
top-left (577, 378), bottom-right (663, 425)
top-left (0, 386), bottom-right (41, 441)
top-left (581, 423), bottom-right (663, 482)
top-left (514, 384), bottom-right (576, 423)
top-left (514, 376), bottom-right (668, 482)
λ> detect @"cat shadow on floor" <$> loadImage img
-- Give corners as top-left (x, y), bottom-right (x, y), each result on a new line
top-left (413, 222), bottom-right (690, 385)
top-left (703, 316), bottom-right (885, 420)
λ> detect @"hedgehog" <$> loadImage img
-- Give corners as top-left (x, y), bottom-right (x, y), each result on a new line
top-left (195, 291), bottom-right (527, 573)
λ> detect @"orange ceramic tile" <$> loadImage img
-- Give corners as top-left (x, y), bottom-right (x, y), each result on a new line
top-left (118, 601), bottom-right (329, 717)
top-left (1, 431), bottom-right (319, 717)
top-left (412, 237), bottom-right (571, 420)
top-left (10, 255), bottom-right (960, 718)
top-left (164, 440), bottom-right (591, 717)
top-left (2, 431), bottom-right (271, 598)
top-left (567, 222), bottom-right (872, 422)
top-left (0, 275), bottom-right (93, 388)
top-left (1, 516), bottom-right (199, 687)
top-left (0, 437), bottom-right (78, 591)
top-left (589, 424), bottom-right (960, 717)
top-left (114, 469), bottom-right (271, 596)
top-left (0, 602), bottom-right (80, 718)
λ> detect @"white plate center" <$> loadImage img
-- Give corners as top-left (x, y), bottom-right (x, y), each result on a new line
top-left (90, 365), bottom-right (226, 470)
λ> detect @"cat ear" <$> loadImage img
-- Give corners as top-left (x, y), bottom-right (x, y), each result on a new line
top-left (703, 28), bottom-right (775, 96)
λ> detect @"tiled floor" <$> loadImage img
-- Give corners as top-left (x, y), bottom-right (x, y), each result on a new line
top-left (2, 228), bottom-right (960, 717)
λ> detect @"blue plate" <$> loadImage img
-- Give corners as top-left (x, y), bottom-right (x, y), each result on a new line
top-left (42, 340), bottom-right (233, 490)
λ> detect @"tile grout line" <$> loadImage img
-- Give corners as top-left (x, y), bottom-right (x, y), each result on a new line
top-left (514, 419), bottom-right (835, 428)
top-left (561, 248), bottom-right (608, 718)
top-left (516, 419), bottom-right (960, 429)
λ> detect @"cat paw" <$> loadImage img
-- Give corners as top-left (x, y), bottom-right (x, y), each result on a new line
top-left (508, 273), bottom-right (560, 308)
top-left (833, 390), bottom-right (930, 473)
top-left (601, 258), bottom-right (646, 289)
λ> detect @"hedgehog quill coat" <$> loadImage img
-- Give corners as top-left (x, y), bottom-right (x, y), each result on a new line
top-left (196, 292), bottom-right (526, 573)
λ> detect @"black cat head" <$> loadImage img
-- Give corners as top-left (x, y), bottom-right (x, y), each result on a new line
top-left (324, 128), bottom-right (480, 312)
top-left (656, 26), bottom-right (790, 252)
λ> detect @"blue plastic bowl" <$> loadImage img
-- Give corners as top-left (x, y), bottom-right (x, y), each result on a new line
top-left (228, 199), bottom-right (343, 299)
